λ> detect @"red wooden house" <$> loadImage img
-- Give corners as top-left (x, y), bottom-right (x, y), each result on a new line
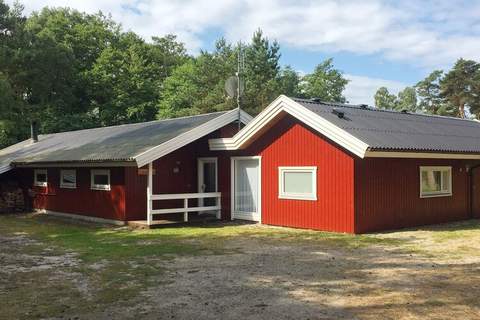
top-left (2, 95), bottom-right (480, 233)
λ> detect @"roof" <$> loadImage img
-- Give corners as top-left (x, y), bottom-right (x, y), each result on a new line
top-left (293, 98), bottom-right (480, 153)
top-left (209, 95), bottom-right (480, 159)
top-left (0, 109), bottom-right (253, 174)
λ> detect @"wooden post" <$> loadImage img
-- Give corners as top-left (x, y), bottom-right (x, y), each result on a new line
top-left (184, 198), bottom-right (188, 222)
top-left (147, 162), bottom-right (153, 225)
top-left (216, 195), bottom-right (221, 219)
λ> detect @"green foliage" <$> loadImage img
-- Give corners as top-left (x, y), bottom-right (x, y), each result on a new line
top-left (415, 70), bottom-right (454, 116)
top-left (376, 59), bottom-right (480, 118)
top-left (374, 87), bottom-right (398, 110)
top-left (0, 1), bottom-right (349, 148)
top-left (440, 58), bottom-right (480, 118)
top-left (397, 87), bottom-right (418, 112)
top-left (300, 58), bottom-right (349, 102)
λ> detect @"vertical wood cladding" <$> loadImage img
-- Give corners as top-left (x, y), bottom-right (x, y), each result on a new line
top-left (354, 158), bottom-right (473, 233)
top-left (236, 115), bottom-right (356, 233)
top-left (30, 167), bottom-right (126, 220)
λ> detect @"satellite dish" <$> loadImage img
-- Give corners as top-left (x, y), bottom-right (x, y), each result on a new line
top-left (225, 76), bottom-right (244, 98)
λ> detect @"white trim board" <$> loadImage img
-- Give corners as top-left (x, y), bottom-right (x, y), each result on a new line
top-left (230, 156), bottom-right (262, 223)
top-left (278, 166), bottom-right (317, 201)
top-left (135, 108), bottom-right (252, 167)
top-left (209, 95), bottom-right (369, 158)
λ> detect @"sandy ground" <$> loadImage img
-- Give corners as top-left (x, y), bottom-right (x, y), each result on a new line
top-left (2, 220), bottom-right (480, 319)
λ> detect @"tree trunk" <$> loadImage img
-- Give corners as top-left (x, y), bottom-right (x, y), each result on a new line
top-left (459, 103), bottom-right (465, 118)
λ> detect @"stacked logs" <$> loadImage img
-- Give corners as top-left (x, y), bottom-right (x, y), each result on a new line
top-left (0, 186), bottom-right (25, 213)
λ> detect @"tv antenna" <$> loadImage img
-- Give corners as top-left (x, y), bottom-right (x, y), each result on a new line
top-left (225, 42), bottom-right (245, 130)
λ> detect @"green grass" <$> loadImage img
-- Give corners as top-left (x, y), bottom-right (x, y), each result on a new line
top-left (0, 214), bottom-right (404, 263)
top-left (2, 213), bottom-right (478, 319)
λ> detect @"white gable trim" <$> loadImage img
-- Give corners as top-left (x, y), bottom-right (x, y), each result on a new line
top-left (209, 95), bottom-right (370, 158)
top-left (134, 109), bottom-right (252, 167)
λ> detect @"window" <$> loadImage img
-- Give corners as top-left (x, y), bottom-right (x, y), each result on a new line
top-left (420, 166), bottom-right (452, 198)
top-left (34, 169), bottom-right (48, 187)
top-left (279, 166), bottom-right (317, 200)
top-left (60, 170), bottom-right (76, 189)
top-left (91, 169), bottom-right (110, 191)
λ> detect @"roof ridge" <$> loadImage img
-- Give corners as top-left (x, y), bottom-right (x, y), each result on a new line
top-left (291, 97), bottom-right (479, 124)
top-left (38, 110), bottom-right (229, 138)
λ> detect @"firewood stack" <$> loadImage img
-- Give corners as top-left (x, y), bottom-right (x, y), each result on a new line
top-left (0, 186), bottom-right (25, 213)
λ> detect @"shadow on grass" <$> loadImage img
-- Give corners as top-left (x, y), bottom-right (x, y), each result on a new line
top-left (2, 214), bottom-right (480, 319)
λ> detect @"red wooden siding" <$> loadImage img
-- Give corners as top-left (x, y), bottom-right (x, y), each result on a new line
top-left (237, 115), bottom-right (356, 233)
top-left (354, 158), bottom-right (473, 233)
top-left (472, 167), bottom-right (480, 218)
top-left (28, 167), bottom-right (126, 220)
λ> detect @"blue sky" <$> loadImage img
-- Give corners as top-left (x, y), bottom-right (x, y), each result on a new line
top-left (15, 0), bottom-right (480, 105)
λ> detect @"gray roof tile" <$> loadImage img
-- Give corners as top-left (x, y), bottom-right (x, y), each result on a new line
top-left (294, 98), bottom-right (480, 153)
top-left (0, 111), bottom-right (227, 172)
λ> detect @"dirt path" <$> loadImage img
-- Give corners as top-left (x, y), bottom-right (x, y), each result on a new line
top-left (85, 229), bottom-right (480, 320)
top-left (2, 219), bottom-right (480, 319)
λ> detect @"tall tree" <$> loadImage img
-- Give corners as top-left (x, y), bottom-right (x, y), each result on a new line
top-left (242, 29), bottom-right (282, 114)
top-left (301, 58), bottom-right (349, 102)
top-left (0, 1), bottom-right (31, 146)
top-left (374, 87), bottom-right (397, 110)
top-left (440, 58), bottom-right (480, 118)
top-left (157, 38), bottom-right (236, 118)
top-left (277, 66), bottom-right (301, 97)
top-left (396, 87), bottom-right (417, 112)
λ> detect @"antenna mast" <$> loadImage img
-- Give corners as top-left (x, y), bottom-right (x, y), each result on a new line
top-left (236, 42), bottom-right (245, 131)
top-left (224, 42), bottom-right (245, 132)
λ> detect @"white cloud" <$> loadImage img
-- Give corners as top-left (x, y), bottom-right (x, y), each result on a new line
top-left (344, 74), bottom-right (407, 106)
top-left (12, 0), bottom-right (480, 67)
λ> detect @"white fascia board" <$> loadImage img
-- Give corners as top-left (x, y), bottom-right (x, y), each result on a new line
top-left (134, 109), bottom-right (250, 167)
top-left (365, 150), bottom-right (480, 159)
top-left (0, 164), bottom-right (12, 174)
top-left (209, 95), bottom-right (370, 158)
top-left (240, 110), bottom-right (254, 123)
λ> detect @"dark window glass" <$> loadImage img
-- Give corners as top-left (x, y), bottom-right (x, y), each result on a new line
top-left (94, 174), bottom-right (109, 186)
top-left (36, 173), bottom-right (47, 182)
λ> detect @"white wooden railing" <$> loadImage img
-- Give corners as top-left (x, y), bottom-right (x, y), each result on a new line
top-left (147, 192), bottom-right (221, 225)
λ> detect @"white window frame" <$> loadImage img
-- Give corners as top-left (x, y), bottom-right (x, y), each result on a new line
top-left (60, 169), bottom-right (77, 189)
top-left (230, 156), bottom-right (262, 223)
top-left (34, 169), bottom-right (48, 187)
top-left (278, 166), bottom-right (317, 201)
top-left (91, 169), bottom-right (111, 191)
top-left (419, 166), bottom-right (452, 198)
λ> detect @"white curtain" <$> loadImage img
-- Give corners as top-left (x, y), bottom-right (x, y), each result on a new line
top-left (234, 159), bottom-right (259, 213)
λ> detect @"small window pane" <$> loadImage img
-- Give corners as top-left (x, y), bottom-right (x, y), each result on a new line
top-left (34, 169), bottom-right (48, 186)
top-left (420, 166), bottom-right (452, 197)
top-left (94, 174), bottom-right (109, 185)
top-left (36, 173), bottom-right (47, 183)
top-left (61, 170), bottom-right (76, 188)
top-left (279, 166), bottom-right (317, 200)
top-left (421, 170), bottom-right (441, 192)
top-left (283, 172), bottom-right (313, 194)
top-left (442, 170), bottom-right (450, 191)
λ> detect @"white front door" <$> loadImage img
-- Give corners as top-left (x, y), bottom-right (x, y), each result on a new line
top-left (197, 158), bottom-right (218, 207)
top-left (231, 157), bottom-right (261, 222)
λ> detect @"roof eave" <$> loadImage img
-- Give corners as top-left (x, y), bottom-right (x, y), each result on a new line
top-left (12, 159), bottom-right (137, 168)
top-left (364, 150), bottom-right (480, 159)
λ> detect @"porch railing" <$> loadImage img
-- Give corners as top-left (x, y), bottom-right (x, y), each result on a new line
top-left (147, 192), bottom-right (221, 225)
